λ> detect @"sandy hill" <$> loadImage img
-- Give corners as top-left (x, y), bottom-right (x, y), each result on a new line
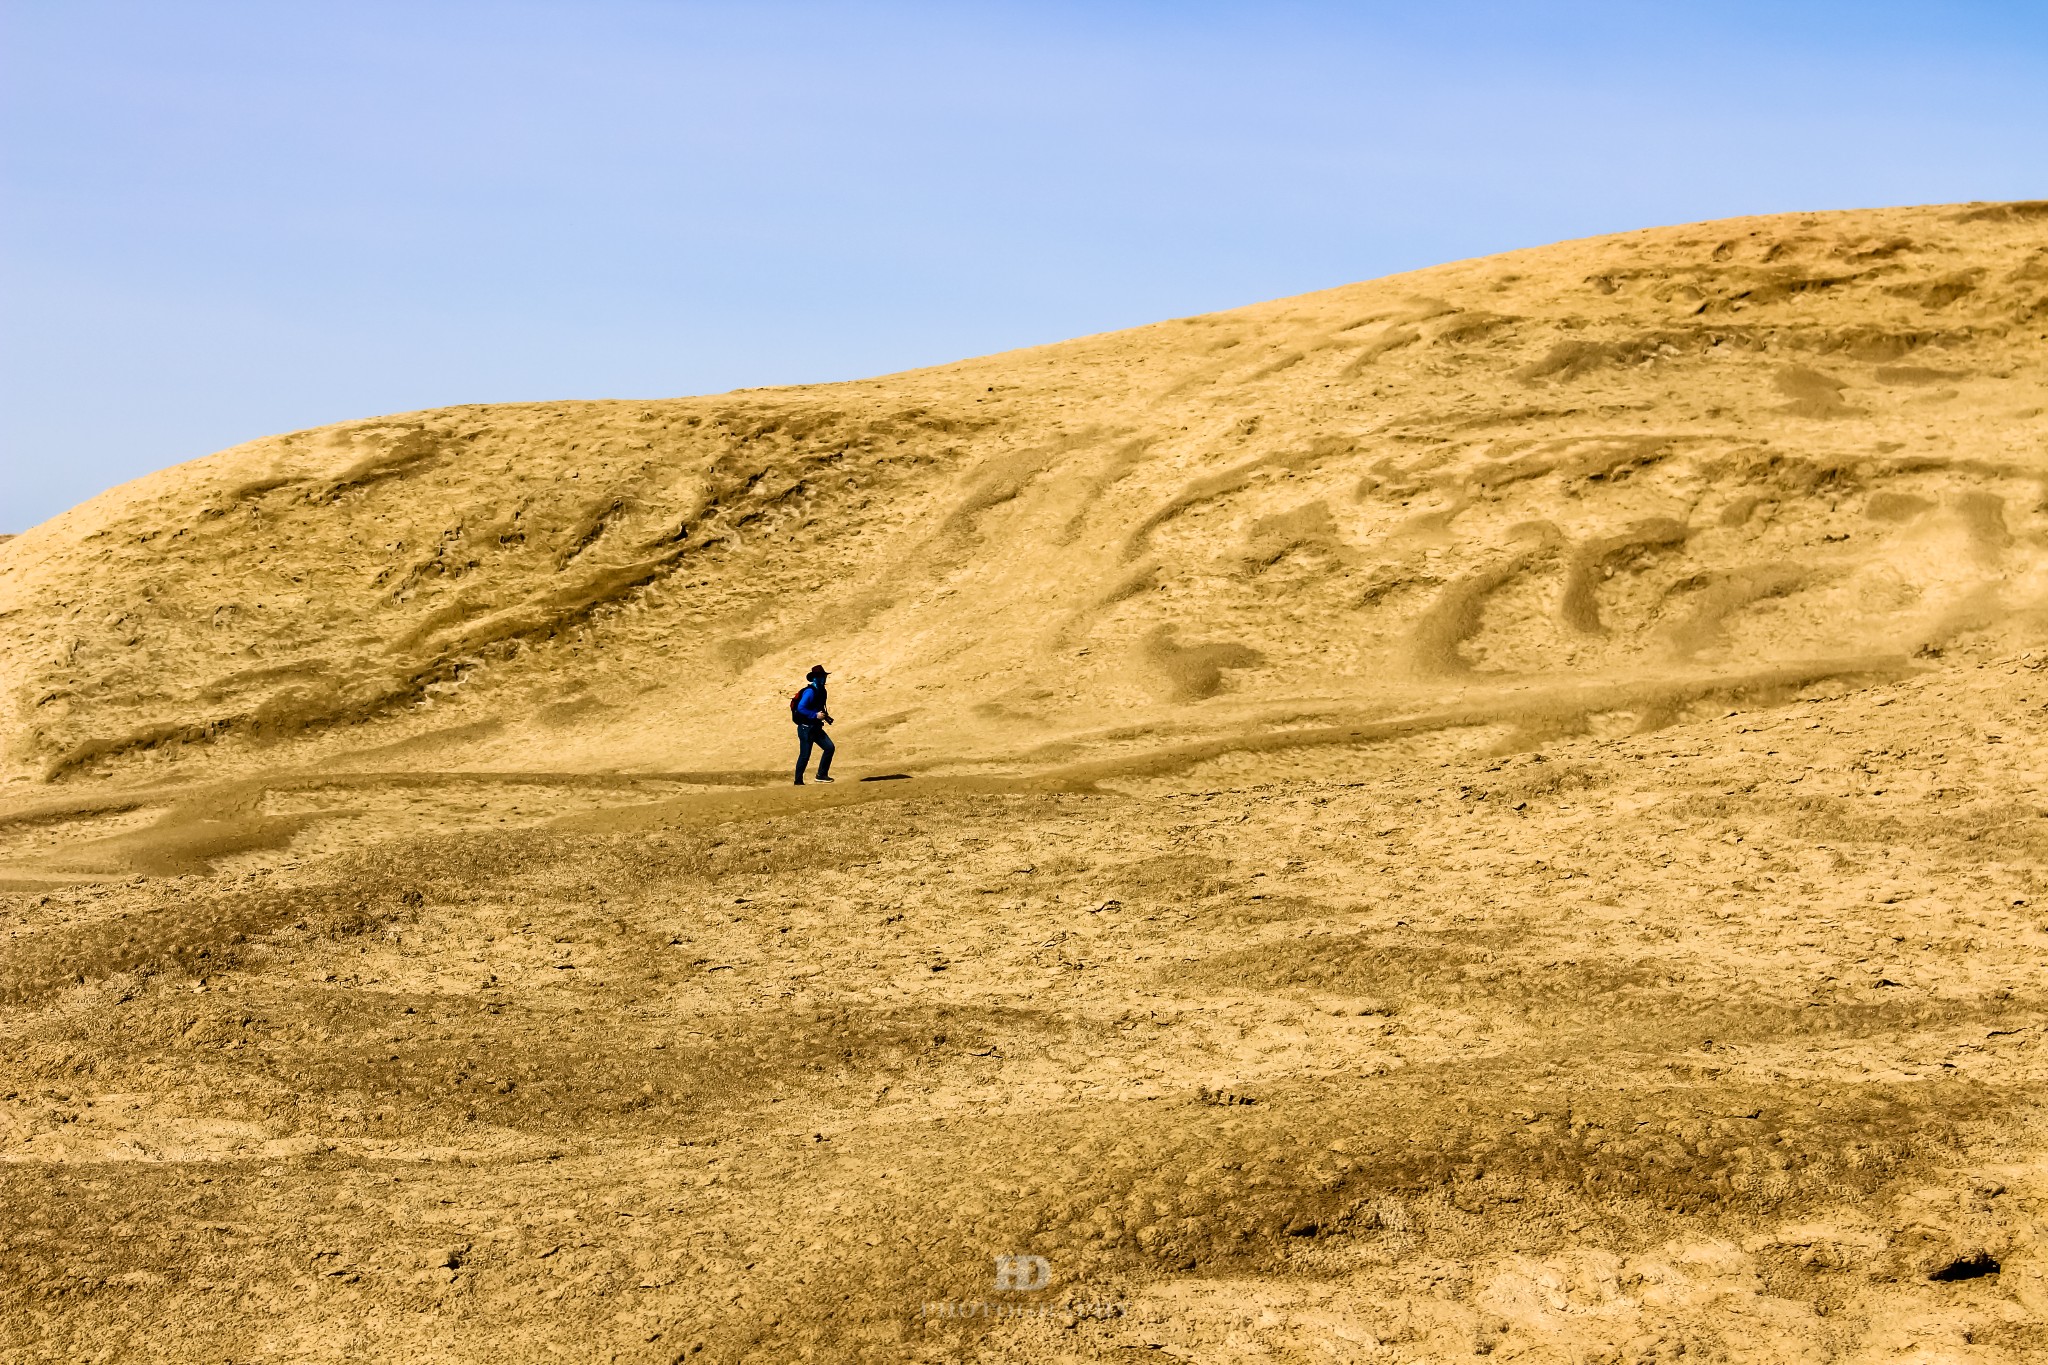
top-left (1, 205), bottom-right (2045, 1363)
top-left (4, 202), bottom-right (2045, 796)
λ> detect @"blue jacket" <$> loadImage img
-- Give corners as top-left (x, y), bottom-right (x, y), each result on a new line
top-left (795, 682), bottom-right (828, 724)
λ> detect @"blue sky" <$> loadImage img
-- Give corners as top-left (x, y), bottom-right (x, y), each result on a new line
top-left (2, 1), bottom-right (2043, 530)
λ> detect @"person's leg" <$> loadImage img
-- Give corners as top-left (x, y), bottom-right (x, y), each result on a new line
top-left (814, 727), bottom-right (835, 780)
top-left (794, 725), bottom-right (814, 784)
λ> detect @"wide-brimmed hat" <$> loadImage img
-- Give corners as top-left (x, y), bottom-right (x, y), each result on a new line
top-left (807, 665), bottom-right (829, 680)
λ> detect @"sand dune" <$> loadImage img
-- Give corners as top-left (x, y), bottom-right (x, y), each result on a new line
top-left (6, 202), bottom-right (2046, 791)
top-left (1, 204), bottom-right (2045, 1361)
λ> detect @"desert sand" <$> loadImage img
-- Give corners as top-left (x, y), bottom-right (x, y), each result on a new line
top-left (1, 202), bottom-right (2045, 1362)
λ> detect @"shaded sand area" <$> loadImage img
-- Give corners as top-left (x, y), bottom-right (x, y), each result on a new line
top-left (1, 203), bottom-right (2046, 1361)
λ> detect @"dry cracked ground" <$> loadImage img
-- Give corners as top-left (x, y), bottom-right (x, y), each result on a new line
top-left (2, 202), bottom-right (2047, 1362)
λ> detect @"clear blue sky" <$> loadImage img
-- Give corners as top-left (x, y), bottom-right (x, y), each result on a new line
top-left (2, 1), bottom-right (2043, 531)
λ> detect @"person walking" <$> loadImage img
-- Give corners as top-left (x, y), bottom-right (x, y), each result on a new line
top-left (792, 665), bottom-right (835, 785)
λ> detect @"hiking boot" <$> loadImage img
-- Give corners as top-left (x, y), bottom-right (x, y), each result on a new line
top-left (815, 776), bottom-right (835, 783)
top-left (793, 779), bottom-right (805, 786)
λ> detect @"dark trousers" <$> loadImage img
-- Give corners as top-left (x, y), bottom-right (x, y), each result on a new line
top-left (795, 722), bottom-right (834, 782)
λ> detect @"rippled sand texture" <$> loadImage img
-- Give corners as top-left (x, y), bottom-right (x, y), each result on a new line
top-left (1, 203), bottom-right (2045, 1362)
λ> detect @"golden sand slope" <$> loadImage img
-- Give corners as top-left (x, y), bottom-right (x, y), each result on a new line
top-left (3, 203), bottom-right (2045, 791)
top-left (1, 205), bottom-right (2045, 1363)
